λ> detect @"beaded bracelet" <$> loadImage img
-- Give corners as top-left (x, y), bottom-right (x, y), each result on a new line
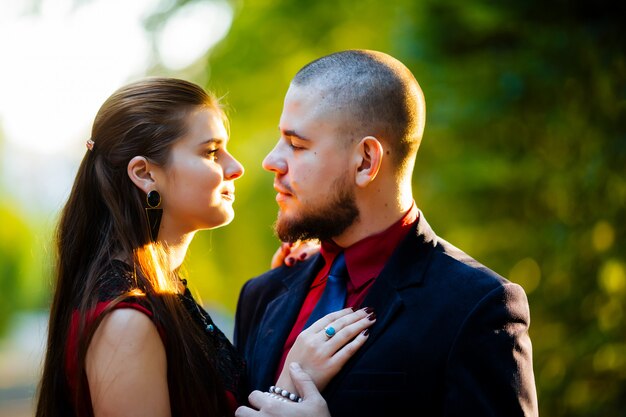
top-left (269, 385), bottom-right (303, 403)
top-left (264, 392), bottom-right (288, 402)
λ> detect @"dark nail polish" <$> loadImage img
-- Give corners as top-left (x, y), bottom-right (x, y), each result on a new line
top-left (363, 307), bottom-right (374, 314)
top-left (362, 329), bottom-right (370, 336)
top-left (350, 306), bottom-right (357, 311)
top-left (286, 257), bottom-right (294, 266)
top-left (367, 313), bottom-right (376, 321)
top-left (299, 253), bottom-right (307, 260)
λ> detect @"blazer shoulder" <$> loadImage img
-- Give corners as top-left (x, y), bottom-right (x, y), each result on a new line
top-left (424, 237), bottom-right (524, 308)
top-left (435, 238), bottom-right (507, 282)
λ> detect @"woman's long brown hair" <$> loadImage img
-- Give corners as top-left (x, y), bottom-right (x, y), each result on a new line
top-left (36, 78), bottom-right (230, 417)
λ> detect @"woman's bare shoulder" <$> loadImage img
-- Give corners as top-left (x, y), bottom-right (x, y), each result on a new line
top-left (86, 308), bottom-right (171, 417)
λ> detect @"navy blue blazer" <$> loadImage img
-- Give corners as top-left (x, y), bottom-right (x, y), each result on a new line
top-left (234, 212), bottom-right (538, 416)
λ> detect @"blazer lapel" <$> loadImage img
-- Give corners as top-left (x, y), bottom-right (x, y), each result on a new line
top-left (251, 255), bottom-right (324, 389)
top-left (323, 267), bottom-right (404, 397)
top-left (325, 213), bottom-right (438, 397)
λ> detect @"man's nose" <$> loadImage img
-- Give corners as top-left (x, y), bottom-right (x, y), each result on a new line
top-left (262, 142), bottom-right (287, 174)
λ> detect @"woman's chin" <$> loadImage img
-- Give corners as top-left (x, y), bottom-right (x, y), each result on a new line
top-left (206, 212), bottom-right (235, 230)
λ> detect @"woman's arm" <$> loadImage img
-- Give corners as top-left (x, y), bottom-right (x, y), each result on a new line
top-left (86, 309), bottom-right (171, 417)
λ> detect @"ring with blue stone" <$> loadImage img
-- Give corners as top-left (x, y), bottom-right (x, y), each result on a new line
top-left (324, 326), bottom-right (336, 338)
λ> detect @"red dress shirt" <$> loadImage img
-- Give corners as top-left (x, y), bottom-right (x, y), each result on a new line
top-left (275, 203), bottom-right (419, 378)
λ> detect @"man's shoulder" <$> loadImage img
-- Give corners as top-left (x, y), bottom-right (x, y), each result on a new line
top-left (397, 211), bottom-right (510, 292)
top-left (397, 232), bottom-right (531, 332)
top-left (434, 238), bottom-right (505, 281)
top-left (420, 237), bottom-right (530, 314)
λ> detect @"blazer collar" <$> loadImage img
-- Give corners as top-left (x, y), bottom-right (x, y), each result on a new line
top-left (252, 255), bottom-right (324, 389)
top-left (324, 210), bottom-right (439, 397)
top-left (280, 254), bottom-right (324, 290)
top-left (383, 209), bottom-right (438, 290)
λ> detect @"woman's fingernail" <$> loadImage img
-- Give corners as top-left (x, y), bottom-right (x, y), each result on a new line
top-left (350, 306), bottom-right (357, 311)
top-left (286, 257), bottom-right (294, 266)
top-left (363, 307), bottom-right (374, 314)
top-left (299, 253), bottom-right (307, 260)
top-left (362, 329), bottom-right (370, 336)
top-left (367, 313), bottom-right (377, 321)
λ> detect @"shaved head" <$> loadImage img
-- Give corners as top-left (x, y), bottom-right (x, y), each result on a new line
top-left (292, 50), bottom-right (426, 175)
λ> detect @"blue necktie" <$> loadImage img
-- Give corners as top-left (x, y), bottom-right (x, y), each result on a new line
top-left (304, 252), bottom-right (348, 329)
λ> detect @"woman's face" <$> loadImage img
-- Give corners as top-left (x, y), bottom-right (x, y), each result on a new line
top-left (154, 107), bottom-right (244, 237)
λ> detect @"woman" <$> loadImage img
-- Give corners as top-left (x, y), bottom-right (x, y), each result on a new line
top-left (36, 78), bottom-right (373, 417)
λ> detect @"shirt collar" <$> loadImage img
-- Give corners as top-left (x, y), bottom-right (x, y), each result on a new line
top-left (319, 202), bottom-right (419, 290)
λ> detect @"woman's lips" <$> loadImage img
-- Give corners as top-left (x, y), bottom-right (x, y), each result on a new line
top-left (221, 190), bottom-right (235, 202)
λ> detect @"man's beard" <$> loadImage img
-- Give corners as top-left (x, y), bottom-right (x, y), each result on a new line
top-left (274, 177), bottom-right (359, 243)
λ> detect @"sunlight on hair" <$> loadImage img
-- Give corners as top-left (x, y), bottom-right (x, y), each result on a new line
top-left (138, 243), bottom-right (180, 295)
top-left (128, 288), bottom-right (146, 298)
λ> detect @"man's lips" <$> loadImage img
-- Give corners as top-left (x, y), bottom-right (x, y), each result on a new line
top-left (273, 181), bottom-right (293, 204)
top-left (273, 181), bottom-right (293, 196)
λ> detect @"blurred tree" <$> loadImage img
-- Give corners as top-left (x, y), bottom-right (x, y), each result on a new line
top-left (407, 1), bottom-right (626, 415)
top-left (0, 133), bottom-right (51, 335)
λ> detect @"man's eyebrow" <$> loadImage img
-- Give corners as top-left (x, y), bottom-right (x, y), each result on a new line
top-left (280, 129), bottom-right (310, 141)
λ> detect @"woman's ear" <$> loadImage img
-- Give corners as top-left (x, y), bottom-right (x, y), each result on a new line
top-left (127, 156), bottom-right (157, 193)
top-left (354, 136), bottom-right (383, 187)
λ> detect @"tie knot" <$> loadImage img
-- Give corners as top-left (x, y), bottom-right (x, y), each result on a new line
top-left (329, 252), bottom-right (348, 279)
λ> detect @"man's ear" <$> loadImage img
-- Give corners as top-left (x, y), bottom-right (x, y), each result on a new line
top-left (127, 156), bottom-right (157, 193)
top-left (354, 136), bottom-right (383, 188)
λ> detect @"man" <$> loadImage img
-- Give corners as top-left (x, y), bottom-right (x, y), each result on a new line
top-left (235, 50), bottom-right (538, 416)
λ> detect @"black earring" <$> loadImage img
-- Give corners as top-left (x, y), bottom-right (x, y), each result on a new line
top-left (145, 190), bottom-right (162, 242)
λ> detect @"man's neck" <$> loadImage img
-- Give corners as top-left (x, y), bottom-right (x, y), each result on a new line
top-left (333, 190), bottom-right (414, 248)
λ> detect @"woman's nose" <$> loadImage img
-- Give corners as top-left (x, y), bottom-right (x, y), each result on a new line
top-left (224, 152), bottom-right (244, 180)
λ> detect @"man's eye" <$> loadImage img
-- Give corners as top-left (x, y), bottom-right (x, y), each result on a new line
top-left (289, 141), bottom-right (304, 150)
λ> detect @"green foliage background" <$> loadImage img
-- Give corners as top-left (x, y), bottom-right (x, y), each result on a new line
top-left (1, 0), bottom-right (624, 415)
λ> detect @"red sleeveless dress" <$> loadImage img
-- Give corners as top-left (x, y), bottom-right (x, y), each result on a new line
top-left (65, 260), bottom-right (245, 416)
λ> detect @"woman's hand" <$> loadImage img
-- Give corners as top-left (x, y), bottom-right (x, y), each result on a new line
top-left (271, 240), bottom-right (321, 269)
top-left (235, 363), bottom-right (330, 417)
top-left (276, 307), bottom-right (375, 394)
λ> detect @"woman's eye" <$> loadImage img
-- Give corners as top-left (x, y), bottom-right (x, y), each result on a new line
top-left (206, 149), bottom-right (219, 160)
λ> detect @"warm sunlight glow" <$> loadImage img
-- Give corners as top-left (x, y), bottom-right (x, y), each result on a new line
top-left (0, 0), bottom-right (233, 213)
top-left (0, 0), bottom-right (155, 155)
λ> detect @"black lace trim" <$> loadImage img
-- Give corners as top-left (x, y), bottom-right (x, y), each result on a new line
top-left (178, 283), bottom-right (246, 397)
top-left (94, 260), bottom-right (138, 302)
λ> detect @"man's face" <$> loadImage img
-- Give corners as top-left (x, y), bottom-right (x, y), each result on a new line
top-left (262, 83), bottom-right (359, 242)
